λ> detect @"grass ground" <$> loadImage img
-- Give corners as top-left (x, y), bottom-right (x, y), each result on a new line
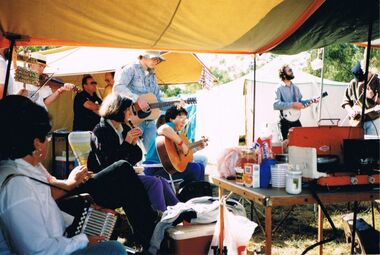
top-left (206, 165), bottom-right (379, 255)
top-left (244, 202), bottom-right (379, 255)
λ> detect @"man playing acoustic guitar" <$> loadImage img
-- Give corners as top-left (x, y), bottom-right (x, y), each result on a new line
top-left (273, 64), bottom-right (319, 140)
top-left (342, 62), bottom-right (380, 136)
top-left (113, 51), bottom-right (165, 150)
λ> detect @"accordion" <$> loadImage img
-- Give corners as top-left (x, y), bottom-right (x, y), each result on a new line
top-left (66, 205), bottom-right (118, 240)
top-left (61, 194), bottom-right (120, 240)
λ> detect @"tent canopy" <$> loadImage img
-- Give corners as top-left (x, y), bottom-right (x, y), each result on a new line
top-left (1, 0), bottom-right (378, 54)
top-left (42, 47), bottom-right (208, 85)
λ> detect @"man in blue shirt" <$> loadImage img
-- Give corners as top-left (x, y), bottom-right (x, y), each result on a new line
top-left (113, 51), bottom-right (165, 150)
top-left (273, 65), bottom-right (308, 140)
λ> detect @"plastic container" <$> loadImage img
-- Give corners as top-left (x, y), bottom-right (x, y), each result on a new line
top-left (285, 167), bottom-right (302, 194)
top-left (252, 164), bottom-right (260, 188)
top-left (271, 164), bottom-right (287, 188)
top-left (260, 159), bottom-right (276, 188)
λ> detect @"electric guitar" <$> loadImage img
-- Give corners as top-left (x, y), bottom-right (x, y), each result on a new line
top-left (156, 134), bottom-right (208, 175)
top-left (130, 93), bottom-right (197, 125)
top-left (282, 92), bottom-right (328, 122)
top-left (349, 104), bottom-right (380, 127)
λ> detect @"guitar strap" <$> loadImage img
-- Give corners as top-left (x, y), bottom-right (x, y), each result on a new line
top-left (0, 173), bottom-right (67, 254)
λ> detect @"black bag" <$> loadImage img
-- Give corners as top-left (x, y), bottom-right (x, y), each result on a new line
top-left (177, 181), bottom-right (213, 202)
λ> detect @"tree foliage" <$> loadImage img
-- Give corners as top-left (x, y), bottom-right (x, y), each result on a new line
top-left (304, 43), bottom-right (380, 82)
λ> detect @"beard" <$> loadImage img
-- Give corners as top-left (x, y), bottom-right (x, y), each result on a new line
top-left (285, 73), bottom-right (294, 80)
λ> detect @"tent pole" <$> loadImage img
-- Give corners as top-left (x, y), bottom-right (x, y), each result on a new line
top-left (252, 54), bottom-right (256, 143)
top-left (2, 38), bottom-right (16, 99)
top-left (359, 6), bottom-right (373, 128)
top-left (317, 48), bottom-right (325, 122)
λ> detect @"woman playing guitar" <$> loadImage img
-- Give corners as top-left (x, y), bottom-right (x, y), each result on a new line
top-left (144, 105), bottom-right (207, 186)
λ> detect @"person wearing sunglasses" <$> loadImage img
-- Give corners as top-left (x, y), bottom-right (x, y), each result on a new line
top-left (73, 75), bottom-right (103, 131)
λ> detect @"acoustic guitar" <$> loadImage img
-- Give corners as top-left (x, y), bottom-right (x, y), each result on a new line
top-left (130, 93), bottom-right (197, 126)
top-left (156, 134), bottom-right (208, 175)
top-left (349, 104), bottom-right (380, 127)
top-left (282, 92), bottom-right (328, 122)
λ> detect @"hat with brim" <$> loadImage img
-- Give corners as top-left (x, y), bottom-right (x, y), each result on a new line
top-left (30, 52), bottom-right (47, 65)
top-left (141, 50), bottom-right (165, 61)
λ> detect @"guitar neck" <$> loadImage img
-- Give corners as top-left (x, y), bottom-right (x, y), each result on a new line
top-left (188, 140), bottom-right (204, 150)
top-left (149, 100), bottom-right (180, 109)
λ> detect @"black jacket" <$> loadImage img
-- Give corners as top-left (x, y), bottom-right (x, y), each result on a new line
top-left (88, 118), bottom-right (142, 173)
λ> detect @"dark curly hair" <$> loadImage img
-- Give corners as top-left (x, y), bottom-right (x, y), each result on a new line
top-left (0, 96), bottom-right (51, 160)
top-left (279, 64), bottom-right (290, 81)
top-left (165, 105), bottom-right (187, 122)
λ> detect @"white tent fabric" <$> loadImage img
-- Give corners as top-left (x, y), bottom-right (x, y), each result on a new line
top-left (43, 47), bottom-right (142, 76)
top-left (196, 57), bottom-right (349, 163)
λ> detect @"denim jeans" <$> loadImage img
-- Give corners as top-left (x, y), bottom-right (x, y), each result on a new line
top-left (363, 118), bottom-right (380, 136)
top-left (71, 240), bottom-right (127, 255)
top-left (139, 120), bottom-right (157, 151)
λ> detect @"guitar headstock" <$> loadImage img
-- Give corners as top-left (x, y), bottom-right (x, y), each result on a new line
top-left (201, 136), bottom-right (209, 146)
top-left (185, 97), bottom-right (197, 104)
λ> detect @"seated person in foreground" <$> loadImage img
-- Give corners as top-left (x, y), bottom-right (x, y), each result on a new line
top-left (0, 95), bottom-right (127, 255)
top-left (144, 106), bottom-right (206, 186)
top-left (88, 93), bottom-right (179, 211)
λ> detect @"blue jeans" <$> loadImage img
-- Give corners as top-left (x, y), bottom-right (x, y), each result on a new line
top-left (363, 118), bottom-right (380, 136)
top-left (139, 120), bottom-right (157, 151)
top-left (72, 240), bottom-right (127, 255)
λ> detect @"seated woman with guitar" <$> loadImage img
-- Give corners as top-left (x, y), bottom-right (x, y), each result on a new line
top-left (144, 105), bottom-right (206, 186)
top-left (87, 93), bottom-right (179, 212)
top-left (0, 96), bottom-right (130, 255)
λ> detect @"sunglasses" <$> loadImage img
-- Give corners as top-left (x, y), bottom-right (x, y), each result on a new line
top-left (90, 81), bottom-right (97, 85)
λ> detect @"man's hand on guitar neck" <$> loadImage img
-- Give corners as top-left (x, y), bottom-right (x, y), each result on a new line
top-left (292, 102), bottom-right (304, 110)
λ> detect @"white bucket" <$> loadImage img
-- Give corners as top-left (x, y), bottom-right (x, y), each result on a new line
top-left (285, 169), bottom-right (302, 194)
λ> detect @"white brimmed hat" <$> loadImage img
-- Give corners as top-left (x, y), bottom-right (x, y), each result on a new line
top-left (31, 52), bottom-right (47, 65)
top-left (141, 50), bottom-right (165, 61)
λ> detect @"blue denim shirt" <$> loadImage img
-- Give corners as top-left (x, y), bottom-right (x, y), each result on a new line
top-left (113, 63), bottom-right (161, 101)
top-left (273, 82), bottom-right (305, 110)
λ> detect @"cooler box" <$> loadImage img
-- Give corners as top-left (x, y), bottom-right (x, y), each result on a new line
top-left (54, 156), bottom-right (76, 179)
top-left (162, 223), bottom-right (215, 255)
top-left (288, 126), bottom-right (363, 162)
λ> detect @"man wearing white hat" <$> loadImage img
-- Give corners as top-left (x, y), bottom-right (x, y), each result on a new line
top-left (113, 50), bottom-right (165, 150)
top-left (13, 52), bottom-right (75, 109)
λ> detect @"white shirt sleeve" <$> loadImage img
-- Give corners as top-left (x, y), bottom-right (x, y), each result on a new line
top-left (0, 179), bottom-right (88, 255)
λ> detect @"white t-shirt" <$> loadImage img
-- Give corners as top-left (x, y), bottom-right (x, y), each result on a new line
top-left (13, 80), bottom-right (53, 109)
top-left (0, 55), bottom-right (14, 96)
